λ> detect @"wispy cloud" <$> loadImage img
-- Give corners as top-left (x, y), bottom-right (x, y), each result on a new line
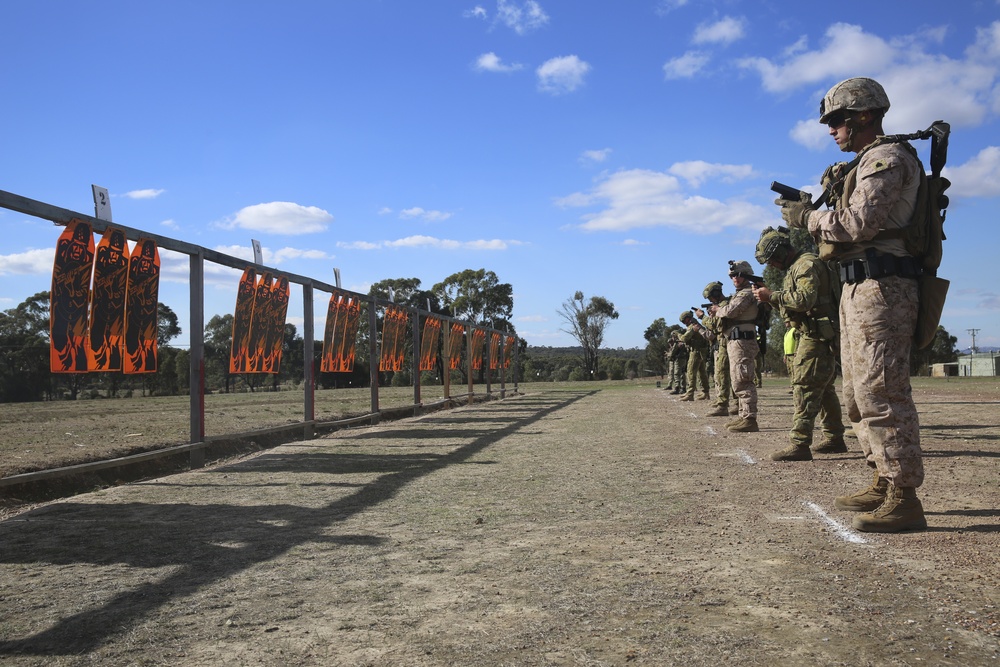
top-left (668, 161), bottom-right (755, 187)
top-left (122, 188), bottom-right (165, 199)
top-left (399, 207), bottom-right (453, 221)
top-left (161, 219), bottom-right (179, 230)
top-left (663, 51), bottom-right (710, 79)
top-left (474, 52), bottom-right (524, 73)
top-left (496, 0), bottom-right (549, 35)
top-left (654, 0), bottom-right (689, 15)
top-left (218, 202), bottom-right (333, 235)
top-left (537, 55), bottom-right (590, 94)
top-left (463, 5), bottom-right (487, 19)
top-left (693, 16), bottom-right (746, 45)
top-left (556, 167), bottom-right (770, 234)
top-left (580, 148), bottom-right (612, 164)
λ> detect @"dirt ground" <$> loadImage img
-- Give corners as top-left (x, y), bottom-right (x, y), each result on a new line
top-left (0, 378), bottom-right (998, 666)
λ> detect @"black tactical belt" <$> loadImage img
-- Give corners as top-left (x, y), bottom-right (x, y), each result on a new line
top-left (729, 330), bottom-right (756, 340)
top-left (839, 252), bottom-right (920, 284)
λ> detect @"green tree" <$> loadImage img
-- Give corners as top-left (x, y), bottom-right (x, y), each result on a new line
top-left (643, 317), bottom-right (671, 377)
top-left (558, 291), bottom-right (619, 380)
top-left (0, 291), bottom-right (51, 402)
top-left (432, 269), bottom-right (515, 382)
top-left (912, 324), bottom-right (960, 375)
top-left (204, 314), bottom-right (234, 392)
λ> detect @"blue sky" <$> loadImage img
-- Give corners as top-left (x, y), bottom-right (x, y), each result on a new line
top-left (2, 0), bottom-right (999, 351)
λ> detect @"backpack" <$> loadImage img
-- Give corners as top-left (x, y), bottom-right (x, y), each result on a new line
top-left (872, 121), bottom-right (950, 276)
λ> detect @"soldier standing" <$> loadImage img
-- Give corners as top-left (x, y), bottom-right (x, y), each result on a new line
top-left (678, 311), bottom-right (711, 401)
top-left (668, 331), bottom-right (688, 395)
top-left (753, 227), bottom-right (846, 461)
top-left (777, 77), bottom-right (925, 532)
top-left (709, 261), bottom-right (760, 432)
top-left (697, 281), bottom-right (735, 417)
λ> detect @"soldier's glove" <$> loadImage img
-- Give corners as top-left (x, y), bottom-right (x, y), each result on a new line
top-left (774, 190), bottom-right (812, 229)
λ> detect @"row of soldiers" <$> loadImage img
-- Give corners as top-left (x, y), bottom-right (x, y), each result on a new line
top-left (660, 76), bottom-right (930, 535)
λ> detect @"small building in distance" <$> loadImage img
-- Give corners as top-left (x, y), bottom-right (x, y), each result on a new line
top-left (956, 352), bottom-right (1000, 377)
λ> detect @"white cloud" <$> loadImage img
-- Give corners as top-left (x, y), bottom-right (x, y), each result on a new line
top-left (464, 5), bottom-right (487, 19)
top-left (377, 207), bottom-right (393, 215)
top-left (496, 0), bottom-right (549, 35)
top-left (655, 0), bottom-right (689, 15)
top-left (663, 51), bottom-right (710, 79)
top-left (739, 23), bottom-right (896, 93)
top-left (668, 161), bottom-right (755, 187)
top-left (944, 146), bottom-right (1000, 197)
top-left (693, 16), bottom-right (746, 46)
top-left (0, 247), bottom-right (53, 276)
top-left (621, 239), bottom-right (649, 246)
top-left (580, 148), bottom-right (612, 164)
top-left (220, 202), bottom-right (333, 235)
top-left (537, 55), bottom-right (591, 94)
top-left (161, 219), bottom-right (179, 230)
top-left (557, 167), bottom-right (770, 234)
top-left (517, 314), bottom-right (548, 322)
top-left (337, 241), bottom-right (381, 250)
top-left (789, 119), bottom-right (830, 151)
top-left (123, 188), bottom-right (165, 199)
top-left (270, 247), bottom-right (334, 263)
top-left (741, 21), bottom-right (1000, 148)
top-left (474, 52), bottom-right (523, 73)
top-left (400, 207), bottom-right (453, 221)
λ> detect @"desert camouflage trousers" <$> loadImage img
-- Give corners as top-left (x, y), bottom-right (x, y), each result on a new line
top-left (789, 334), bottom-right (844, 446)
top-left (685, 349), bottom-right (710, 397)
top-left (840, 275), bottom-right (923, 487)
top-left (712, 343), bottom-right (732, 408)
top-left (727, 337), bottom-right (759, 419)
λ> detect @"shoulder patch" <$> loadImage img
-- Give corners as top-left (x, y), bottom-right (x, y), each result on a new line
top-left (860, 155), bottom-right (898, 179)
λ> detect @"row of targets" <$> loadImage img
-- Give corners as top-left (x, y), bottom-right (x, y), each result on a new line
top-left (50, 219), bottom-right (160, 374)
top-left (230, 268), bottom-right (292, 374)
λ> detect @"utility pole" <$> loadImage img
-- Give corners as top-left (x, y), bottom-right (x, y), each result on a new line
top-left (967, 328), bottom-right (981, 354)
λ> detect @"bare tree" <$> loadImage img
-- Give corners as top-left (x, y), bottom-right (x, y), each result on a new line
top-left (558, 291), bottom-right (619, 380)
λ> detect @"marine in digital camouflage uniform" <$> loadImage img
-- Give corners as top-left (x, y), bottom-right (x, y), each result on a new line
top-left (778, 77), bottom-right (926, 532)
top-left (753, 227), bottom-right (846, 461)
top-left (697, 281), bottom-right (735, 417)
top-left (678, 311), bottom-right (710, 401)
top-left (709, 261), bottom-right (760, 432)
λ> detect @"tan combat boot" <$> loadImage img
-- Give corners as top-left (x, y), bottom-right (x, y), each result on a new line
top-left (698, 391), bottom-right (710, 400)
top-left (727, 417), bottom-right (759, 433)
top-left (834, 470), bottom-right (888, 512)
top-left (705, 405), bottom-right (728, 417)
top-left (728, 405), bottom-right (739, 415)
top-left (852, 485), bottom-right (927, 533)
top-left (812, 436), bottom-right (849, 454)
top-left (680, 392), bottom-right (694, 401)
top-left (770, 443), bottom-right (812, 461)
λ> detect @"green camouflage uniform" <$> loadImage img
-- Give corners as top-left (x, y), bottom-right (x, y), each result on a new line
top-left (770, 251), bottom-right (845, 448)
top-left (681, 323), bottom-right (711, 399)
top-left (668, 332), bottom-right (688, 394)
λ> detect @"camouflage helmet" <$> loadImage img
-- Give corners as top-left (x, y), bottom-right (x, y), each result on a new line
top-left (702, 281), bottom-right (724, 300)
top-left (819, 77), bottom-right (890, 124)
top-left (679, 310), bottom-right (694, 324)
top-left (728, 260), bottom-right (754, 277)
top-left (755, 226), bottom-right (792, 265)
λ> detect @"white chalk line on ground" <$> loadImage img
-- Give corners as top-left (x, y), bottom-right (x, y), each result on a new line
top-left (803, 501), bottom-right (869, 544)
top-left (711, 448), bottom-right (756, 464)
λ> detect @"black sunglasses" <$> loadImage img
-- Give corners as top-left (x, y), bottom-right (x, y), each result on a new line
top-left (825, 111), bottom-right (849, 129)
